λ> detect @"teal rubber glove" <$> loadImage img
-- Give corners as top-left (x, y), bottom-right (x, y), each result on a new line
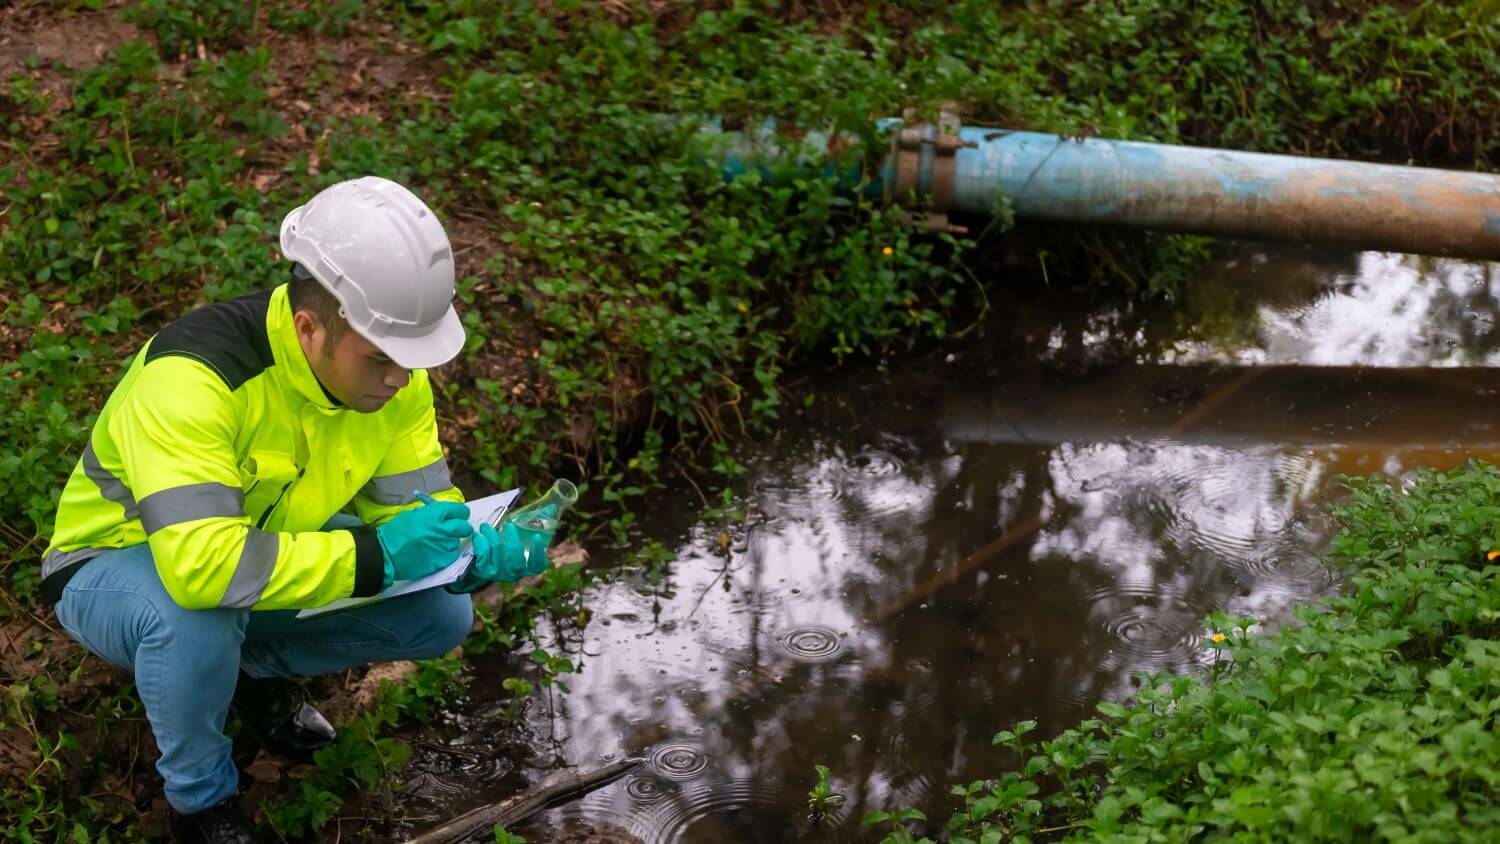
top-left (447, 521), bottom-right (551, 593)
top-left (375, 497), bottom-right (473, 588)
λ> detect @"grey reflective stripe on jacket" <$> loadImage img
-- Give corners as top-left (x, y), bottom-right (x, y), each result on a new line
top-left (218, 527), bottom-right (281, 608)
top-left (360, 457), bottom-right (453, 506)
top-left (43, 439), bottom-right (141, 580)
top-left (45, 497), bottom-right (280, 605)
top-left (40, 546), bottom-right (104, 580)
top-left (81, 440), bottom-right (138, 520)
top-left (138, 483), bottom-right (244, 535)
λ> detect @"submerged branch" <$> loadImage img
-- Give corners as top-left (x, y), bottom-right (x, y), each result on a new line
top-left (403, 757), bottom-right (642, 844)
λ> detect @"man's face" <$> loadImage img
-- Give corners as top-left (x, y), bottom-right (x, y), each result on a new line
top-left (293, 310), bottom-right (411, 413)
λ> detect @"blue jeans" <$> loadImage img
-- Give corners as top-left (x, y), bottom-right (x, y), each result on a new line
top-left (51, 515), bottom-right (473, 815)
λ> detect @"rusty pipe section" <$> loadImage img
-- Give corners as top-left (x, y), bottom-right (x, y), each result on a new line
top-left (930, 128), bottom-right (1500, 259)
top-left (697, 113), bottom-right (1500, 260)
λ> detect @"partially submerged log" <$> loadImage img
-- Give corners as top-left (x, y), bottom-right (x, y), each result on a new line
top-left (404, 757), bottom-right (642, 844)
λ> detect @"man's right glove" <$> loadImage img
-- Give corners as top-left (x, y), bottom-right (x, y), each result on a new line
top-left (375, 499), bottom-right (473, 588)
top-left (446, 521), bottom-right (551, 593)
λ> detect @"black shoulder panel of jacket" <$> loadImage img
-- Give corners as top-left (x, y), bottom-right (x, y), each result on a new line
top-left (144, 288), bottom-right (276, 391)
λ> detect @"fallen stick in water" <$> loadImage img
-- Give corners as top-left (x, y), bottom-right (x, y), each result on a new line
top-left (404, 757), bottom-right (642, 844)
top-left (867, 509), bottom-right (1052, 624)
top-left (869, 367), bottom-right (1267, 625)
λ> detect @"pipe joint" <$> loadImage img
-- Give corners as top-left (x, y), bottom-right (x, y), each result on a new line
top-left (888, 103), bottom-right (975, 235)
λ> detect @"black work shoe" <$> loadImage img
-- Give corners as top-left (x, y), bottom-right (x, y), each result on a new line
top-left (170, 797), bottom-right (260, 843)
top-left (231, 671), bottom-right (337, 762)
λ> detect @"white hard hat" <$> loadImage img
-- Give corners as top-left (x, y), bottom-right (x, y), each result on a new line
top-left (279, 176), bottom-right (465, 369)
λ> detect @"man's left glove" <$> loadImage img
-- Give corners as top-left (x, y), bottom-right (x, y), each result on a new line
top-left (447, 521), bottom-right (551, 594)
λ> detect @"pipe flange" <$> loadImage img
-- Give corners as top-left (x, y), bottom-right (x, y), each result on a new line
top-left (888, 103), bottom-right (973, 234)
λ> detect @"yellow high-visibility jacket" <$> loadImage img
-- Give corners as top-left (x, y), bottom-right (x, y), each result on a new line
top-left (40, 283), bottom-right (464, 610)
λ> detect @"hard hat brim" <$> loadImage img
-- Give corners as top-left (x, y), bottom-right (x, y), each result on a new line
top-left (355, 304), bottom-right (466, 370)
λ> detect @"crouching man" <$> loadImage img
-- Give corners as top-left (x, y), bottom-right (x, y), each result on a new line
top-left (40, 177), bottom-right (547, 842)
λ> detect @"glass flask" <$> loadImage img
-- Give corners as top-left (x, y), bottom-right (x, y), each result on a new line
top-left (497, 478), bottom-right (578, 566)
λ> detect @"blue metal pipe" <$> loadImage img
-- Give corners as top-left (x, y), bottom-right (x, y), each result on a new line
top-left (691, 118), bottom-right (873, 192)
top-left (695, 118), bottom-right (1500, 260)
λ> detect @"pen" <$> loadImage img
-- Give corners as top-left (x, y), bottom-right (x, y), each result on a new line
top-left (415, 491), bottom-right (507, 530)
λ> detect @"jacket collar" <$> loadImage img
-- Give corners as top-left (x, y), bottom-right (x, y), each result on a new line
top-left (268, 284), bottom-right (345, 410)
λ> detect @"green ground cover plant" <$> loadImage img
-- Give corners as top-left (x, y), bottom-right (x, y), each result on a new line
top-left (2, 0), bottom-right (1496, 838)
top-left (807, 762), bottom-right (847, 825)
top-left (871, 462), bottom-right (1500, 842)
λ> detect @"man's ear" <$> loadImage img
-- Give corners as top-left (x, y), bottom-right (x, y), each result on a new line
top-left (292, 309), bottom-right (324, 349)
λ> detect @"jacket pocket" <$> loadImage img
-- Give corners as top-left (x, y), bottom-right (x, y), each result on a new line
top-left (239, 450), bottom-right (300, 527)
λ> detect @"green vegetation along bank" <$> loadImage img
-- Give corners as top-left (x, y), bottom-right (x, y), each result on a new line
top-left (867, 462), bottom-right (1500, 843)
top-left (2, 0), bottom-right (1496, 839)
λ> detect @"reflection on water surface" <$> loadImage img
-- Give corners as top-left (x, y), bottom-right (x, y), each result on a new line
top-left (389, 249), bottom-right (1499, 842)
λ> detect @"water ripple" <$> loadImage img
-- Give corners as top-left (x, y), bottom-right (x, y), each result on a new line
top-left (648, 744), bottom-right (709, 780)
top-left (408, 749), bottom-right (511, 799)
top-left (811, 448), bottom-right (911, 517)
top-left (1120, 446), bottom-right (1313, 568)
top-left (845, 449), bottom-right (905, 478)
top-left (1230, 512), bottom-right (1336, 594)
top-left (645, 780), bottom-right (801, 843)
top-left (1087, 592), bottom-right (1207, 673)
top-left (876, 687), bottom-right (945, 808)
top-left (776, 625), bottom-right (848, 662)
top-left (625, 775), bottom-right (679, 805)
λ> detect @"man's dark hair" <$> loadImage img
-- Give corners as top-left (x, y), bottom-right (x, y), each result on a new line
top-left (287, 263), bottom-right (351, 356)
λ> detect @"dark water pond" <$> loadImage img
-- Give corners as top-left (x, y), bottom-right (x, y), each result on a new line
top-left (387, 248), bottom-right (1500, 842)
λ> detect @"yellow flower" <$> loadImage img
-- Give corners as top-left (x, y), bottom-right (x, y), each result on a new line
top-left (882, 246), bottom-right (893, 256)
top-left (737, 301), bottom-right (749, 313)
top-left (1211, 633), bottom-right (1226, 643)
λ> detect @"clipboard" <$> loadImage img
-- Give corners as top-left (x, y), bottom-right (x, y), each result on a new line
top-left (295, 488), bottom-right (520, 620)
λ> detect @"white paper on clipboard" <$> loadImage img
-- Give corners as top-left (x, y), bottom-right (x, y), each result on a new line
top-left (295, 488), bottom-right (520, 620)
